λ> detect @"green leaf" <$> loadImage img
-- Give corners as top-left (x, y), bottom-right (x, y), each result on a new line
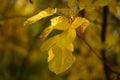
top-left (51, 16), bottom-right (70, 30)
top-left (48, 44), bottom-right (75, 74)
top-left (56, 28), bottom-right (76, 47)
top-left (24, 8), bottom-right (57, 26)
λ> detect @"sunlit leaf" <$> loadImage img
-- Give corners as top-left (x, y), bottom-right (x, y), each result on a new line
top-left (79, 19), bottom-right (89, 33)
top-left (41, 28), bottom-right (76, 51)
top-left (24, 8), bottom-right (57, 26)
top-left (48, 45), bottom-right (75, 74)
top-left (50, 16), bottom-right (70, 30)
top-left (71, 17), bottom-right (87, 29)
top-left (56, 28), bottom-right (76, 47)
top-left (40, 35), bottom-right (59, 51)
top-left (65, 43), bottom-right (74, 52)
top-left (48, 48), bottom-right (55, 62)
top-left (40, 26), bottom-right (53, 40)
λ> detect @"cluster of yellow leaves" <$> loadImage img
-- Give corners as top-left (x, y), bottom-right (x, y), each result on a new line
top-left (24, 8), bottom-right (89, 74)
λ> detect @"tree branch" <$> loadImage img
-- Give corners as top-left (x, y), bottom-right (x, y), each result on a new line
top-left (17, 31), bottom-right (41, 80)
top-left (17, 19), bottom-right (48, 80)
top-left (101, 6), bottom-right (111, 80)
top-left (0, 15), bottom-right (29, 21)
top-left (76, 31), bottom-right (120, 77)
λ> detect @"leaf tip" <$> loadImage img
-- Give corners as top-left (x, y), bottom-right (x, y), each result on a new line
top-left (79, 19), bottom-right (90, 33)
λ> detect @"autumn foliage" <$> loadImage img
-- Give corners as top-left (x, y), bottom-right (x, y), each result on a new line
top-left (0, 0), bottom-right (120, 80)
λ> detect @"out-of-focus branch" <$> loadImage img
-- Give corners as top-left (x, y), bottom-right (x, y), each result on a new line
top-left (76, 32), bottom-right (120, 76)
top-left (101, 6), bottom-right (111, 80)
top-left (17, 21), bottom-right (44, 80)
top-left (0, 15), bottom-right (29, 21)
top-left (18, 34), bottom-right (40, 80)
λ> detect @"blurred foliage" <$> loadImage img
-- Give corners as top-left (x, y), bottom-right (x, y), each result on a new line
top-left (0, 0), bottom-right (120, 80)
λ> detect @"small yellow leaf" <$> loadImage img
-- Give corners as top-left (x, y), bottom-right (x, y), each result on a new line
top-left (51, 16), bottom-right (70, 30)
top-left (48, 45), bottom-right (75, 74)
top-left (71, 17), bottom-right (87, 29)
top-left (70, 17), bottom-right (89, 33)
top-left (48, 48), bottom-right (55, 62)
top-left (56, 28), bottom-right (76, 47)
top-left (24, 8), bottom-right (57, 26)
top-left (40, 26), bottom-right (53, 40)
top-left (40, 35), bottom-right (59, 51)
top-left (79, 19), bottom-right (89, 33)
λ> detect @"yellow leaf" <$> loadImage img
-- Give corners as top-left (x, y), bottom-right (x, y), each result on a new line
top-left (40, 26), bottom-right (53, 40)
top-left (41, 28), bottom-right (76, 51)
top-left (65, 43), bottom-right (74, 52)
top-left (71, 17), bottom-right (87, 29)
top-left (79, 19), bottom-right (89, 33)
top-left (48, 48), bottom-right (55, 62)
top-left (40, 35), bottom-right (59, 51)
top-left (56, 28), bottom-right (76, 47)
top-left (48, 45), bottom-right (75, 74)
top-left (51, 16), bottom-right (70, 30)
top-left (24, 8), bottom-right (57, 26)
